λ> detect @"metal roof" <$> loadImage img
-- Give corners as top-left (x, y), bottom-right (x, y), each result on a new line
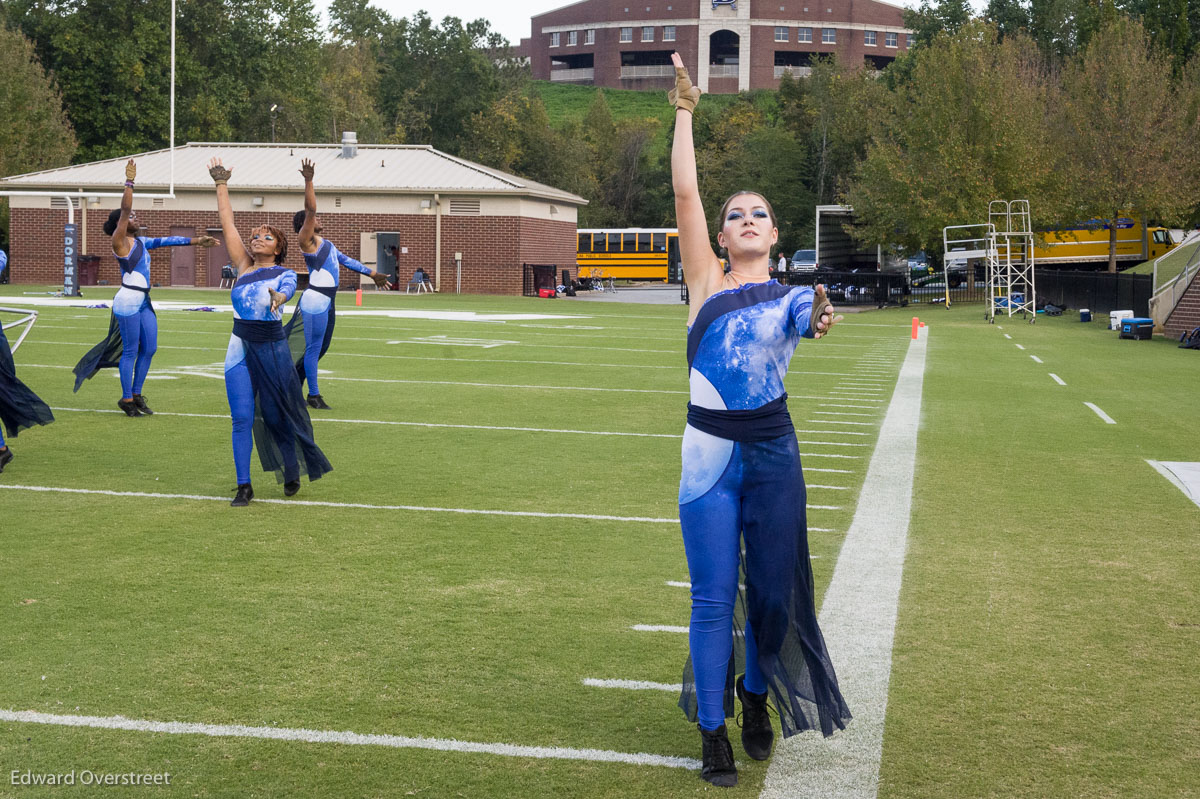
top-left (0, 142), bottom-right (587, 205)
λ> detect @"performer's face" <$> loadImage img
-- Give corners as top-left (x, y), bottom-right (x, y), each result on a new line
top-left (717, 194), bottom-right (777, 260)
top-left (249, 226), bottom-right (280, 258)
top-left (125, 211), bottom-right (140, 235)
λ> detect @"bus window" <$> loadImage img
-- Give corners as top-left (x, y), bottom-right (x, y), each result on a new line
top-left (608, 233), bottom-right (622, 251)
top-left (578, 233), bottom-right (592, 253)
top-left (593, 233), bottom-right (607, 252)
top-left (623, 232), bottom-right (637, 252)
top-left (637, 233), bottom-right (652, 253)
top-left (652, 233), bottom-right (666, 252)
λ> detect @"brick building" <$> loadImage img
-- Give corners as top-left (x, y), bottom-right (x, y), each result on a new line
top-left (526, 0), bottom-right (912, 92)
top-left (0, 139), bottom-right (586, 296)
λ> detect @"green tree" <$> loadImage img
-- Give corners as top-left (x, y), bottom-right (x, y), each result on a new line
top-left (1055, 15), bottom-right (1200, 270)
top-left (845, 22), bottom-right (1060, 256)
top-left (904, 0), bottom-right (975, 48)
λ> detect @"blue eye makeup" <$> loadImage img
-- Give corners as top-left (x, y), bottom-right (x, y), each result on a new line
top-left (752, 210), bottom-right (769, 219)
top-left (726, 211), bottom-right (744, 221)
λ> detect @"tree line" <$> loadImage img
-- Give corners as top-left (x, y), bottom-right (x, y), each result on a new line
top-left (2, 0), bottom-right (1199, 270)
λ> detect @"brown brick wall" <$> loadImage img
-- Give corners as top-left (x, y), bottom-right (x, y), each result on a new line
top-left (8, 208), bottom-right (577, 296)
top-left (1164, 270), bottom-right (1200, 339)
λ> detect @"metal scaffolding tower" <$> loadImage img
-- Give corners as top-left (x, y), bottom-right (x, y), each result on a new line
top-left (986, 200), bottom-right (1037, 323)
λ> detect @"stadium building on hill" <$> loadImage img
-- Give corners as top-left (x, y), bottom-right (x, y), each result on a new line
top-left (525, 0), bottom-right (912, 92)
top-left (0, 137), bottom-right (586, 296)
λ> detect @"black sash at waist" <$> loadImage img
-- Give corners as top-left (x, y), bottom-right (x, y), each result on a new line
top-left (233, 318), bottom-right (285, 342)
top-left (308, 284), bottom-right (338, 299)
top-left (686, 394), bottom-right (794, 442)
top-left (120, 283), bottom-right (149, 294)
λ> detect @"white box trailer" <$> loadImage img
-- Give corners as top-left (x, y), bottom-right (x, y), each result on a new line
top-left (815, 205), bottom-right (883, 271)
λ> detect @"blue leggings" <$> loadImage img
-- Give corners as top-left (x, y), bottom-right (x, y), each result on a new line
top-left (301, 309), bottom-right (329, 396)
top-left (679, 434), bottom-right (807, 731)
top-left (116, 307), bottom-right (157, 398)
top-left (225, 356), bottom-right (299, 485)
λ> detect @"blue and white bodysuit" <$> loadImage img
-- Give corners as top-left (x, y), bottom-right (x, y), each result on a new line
top-left (677, 280), bottom-right (851, 738)
top-left (227, 266), bottom-right (332, 485)
top-left (72, 236), bottom-right (190, 395)
top-left (286, 239), bottom-right (372, 397)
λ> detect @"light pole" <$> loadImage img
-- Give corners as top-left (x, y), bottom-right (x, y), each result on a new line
top-left (270, 104), bottom-right (279, 143)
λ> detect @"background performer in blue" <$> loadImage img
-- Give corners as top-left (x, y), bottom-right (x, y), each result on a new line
top-left (0, 314), bottom-right (54, 474)
top-left (288, 157), bottom-right (392, 410)
top-left (72, 159), bottom-right (214, 415)
top-left (209, 157), bottom-right (332, 507)
top-left (667, 53), bottom-right (850, 788)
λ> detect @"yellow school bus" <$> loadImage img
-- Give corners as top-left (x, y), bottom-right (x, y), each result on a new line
top-left (576, 228), bottom-right (680, 281)
top-left (1034, 217), bottom-right (1177, 266)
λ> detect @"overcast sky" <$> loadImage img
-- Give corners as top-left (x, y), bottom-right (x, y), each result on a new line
top-left (311, 1), bottom-right (960, 48)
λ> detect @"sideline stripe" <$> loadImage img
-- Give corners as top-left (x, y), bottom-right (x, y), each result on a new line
top-left (1084, 402), bottom-right (1116, 424)
top-left (805, 468), bottom-right (854, 474)
top-left (631, 625), bottom-right (688, 633)
top-left (49, 407), bottom-right (681, 440)
top-left (0, 485), bottom-right (679, 524)
top-left (582, 679), bottom-right (681, 692)
top-left (761, 326), bottom-right (927, 799)
top-left (0, 709), bottom-right (698, 771)
top-left (1049, 373), bottom-right (1066, 386)
top-left (1031, 355), bottom-right (1044, 364)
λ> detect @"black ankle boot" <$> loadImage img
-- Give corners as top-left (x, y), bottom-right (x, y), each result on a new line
top-left (231, 483), bottom-right (254, 507)
top-left (132, 394), bottom-right (154, 415)
top-left (117, 398), bottom-right (143, 417)
top-left (736, 675), bottom-right (775, 761)
top-left (306, 394), bottom-right (330, 410)
top-left (698, 724), bottom-right (738, 787)
top-left (0, 447), bottom-right (13, 473)
top-left (283, 479), bottom-right (300, 497)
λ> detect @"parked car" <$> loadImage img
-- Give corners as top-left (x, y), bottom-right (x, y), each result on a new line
top-left (790, 248), bottom-right (817, 273)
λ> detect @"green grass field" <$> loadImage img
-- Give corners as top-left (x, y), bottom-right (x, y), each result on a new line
top-left (1128, 235), bottom-right (1200, 290)
top-left (1, 287), bottom-right (1197, 798)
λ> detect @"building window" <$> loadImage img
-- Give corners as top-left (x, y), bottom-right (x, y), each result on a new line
top-left (864, 31), bottom-right (876, 46)
top-left (663, 25), bottom-right (675, 41)
top-left (567, 30), bottom-right (578, 46)
top-left (642, 26), bottom-right (653, 42)
top-left (797, 27), bottom-right (813, 43)
top-left (586, 29), bottom-right (595, 45)
top-left (885, 31), bottom-right (897, 48)
top-left (620, 27), bottom-right (632, 43)
top-left (822, 28), bottom-right (836, 44)
top-left (550, 32), bottom-right (559, 47)
top-left (775, 26), bottom-right (788, 42)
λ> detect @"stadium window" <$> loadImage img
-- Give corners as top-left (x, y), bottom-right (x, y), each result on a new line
top-left (652, 232), bottom-right (666, 252)
top-left (864, 30), bottom-right (876, 46)
top-left (620, 27), bottom-right (632, 42)
top-left (578, 233), bottom-right (592, 253)
top-left (775, 26), bottom-right (788, 42)
top-left (885, 31), bottom-right (897, 48)
top-left (642, 26), bottom-right (653, 42)
top-left (568, 30), bottom-right (578, 46)
top-left (550, 32), bottom-right (559, 47)
top-left (608, 233), bottom-right (622, 251)
top-left (797, 27), bottom-right (812, 43)
top-left (822, 28), bottom-right (836, 44)
top-left (586, 29), bottom-right (595, 45)
top-left (664, 25), bottom-right (676, 41)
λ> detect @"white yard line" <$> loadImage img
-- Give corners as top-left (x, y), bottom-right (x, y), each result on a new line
top-left (582, 679), bottom-right (681, 692)
top-left (761, 326), bottom-right (927, 799)
top-left (1145, 460), bottom-right (1200, 510)
top-left (0, 485), bottom-right (679, 524)
top-left (0, 709), bottom-right (698, 771)
top-left (1030, 355), bottom-right (1043, 364)
top-left (1049, 373), bottom-right (1066, 386)
top-left (631, 625), bottom-right (689, 633)
top-left (1015, 344), bottom-right (1025, 350)
top-left (1084, 402), bottom-right (1116, 424)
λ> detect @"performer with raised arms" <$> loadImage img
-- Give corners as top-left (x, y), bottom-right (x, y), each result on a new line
top-left (73, 159), bottom-right (215, 415)
top-left (668, 53), bottom-right (850, 787)
top-left (208, 157), bottom-right (331, 507)
top-left (288, 158), bottom-right (392, 410)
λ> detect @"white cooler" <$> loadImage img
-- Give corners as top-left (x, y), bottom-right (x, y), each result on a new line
top-left (1110, 310), bottom-right (1134, 330)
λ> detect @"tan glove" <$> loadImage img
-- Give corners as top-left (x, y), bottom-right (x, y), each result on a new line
top-left (810, 284), bottom-right (843, 339)
top-left (124, 159), bottom-right (136, 182)
top-left (208, 157), bottom-right (232, 185)
top-left (668, 66), bottom-right (701, 113)
top-left (370, 271), bottom-right (392, 289)
top-left (299, 158), bottom-right (315, 182)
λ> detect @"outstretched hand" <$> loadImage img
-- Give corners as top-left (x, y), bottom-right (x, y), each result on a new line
top-left (124, 159), bottom-right (137, 182)
top-left (207, 157), bottom-right (232, 185)
top-left (668, 53), bottom-right (701, 113)
top-left (811, 285), bottom-right (844, 339)
top-left (370, 271), bottom-right (393, 289)
top-left (269, 288), bottom-right (287, 313)
top-left (193, 235), bottom-right (217, 248)
top-left (299, 158), bottom-right (315, 182)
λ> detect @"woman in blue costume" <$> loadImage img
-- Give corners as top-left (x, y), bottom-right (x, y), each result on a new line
top-left (208, 157), bottom-right (332, 507)
top-left (0, 313), bottom-right (54, 474)
top-left (73, 159), bottom-right (215, 415)
top-left (668, 54), bottom-right (850, 787)
top-left (286, 158), bottom-right (392, 410)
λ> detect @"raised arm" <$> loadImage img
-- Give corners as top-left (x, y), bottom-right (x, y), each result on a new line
top-left (669, 54), bottom-right (722, 305)
top-left (298, 158), bottom-right (319, 253)
top-left (111, 160), bottom-right (137, 258)
top-left (208, 157), bottom-right (251, 272)
top-left (336, 251), bottom-right (392, 288)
